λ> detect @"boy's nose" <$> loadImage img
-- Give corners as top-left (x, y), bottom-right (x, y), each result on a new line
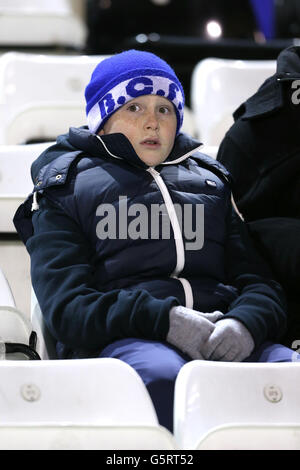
top-left (144, 111), bottom-right (159, 131)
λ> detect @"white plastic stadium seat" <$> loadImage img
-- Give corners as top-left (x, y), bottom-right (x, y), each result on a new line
top-left (199, 145), bottom-right (218, 160)
top-left (181, 106), bottom-right (197, 137)
top-left (0, 0), bottom-right (86, 48)
top-left (0, 268), bottom-right (38, 360)
top-left (0, 268), bottom-right (15, 308)
top-left (0, 142), bottom-right (54, 232)
top-left (195, 424), bottom-right (300, 450)
top-left (0, 52), bottom-right (107, 144)
top-left (0, 358), bottom-right (177, 450)
top-left (174, 360), bottom-right (300, 450)
top-left (30, 288), bottom-right (57, 360)
top-left (191, 58), bottom-right (276, 146)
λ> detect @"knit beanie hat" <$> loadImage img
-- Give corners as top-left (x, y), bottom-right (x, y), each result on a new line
top-left (85, 49), bottom-right (185, 135)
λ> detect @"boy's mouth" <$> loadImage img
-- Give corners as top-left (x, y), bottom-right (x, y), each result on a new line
top-left (140, 138), bottom-right (161, 148)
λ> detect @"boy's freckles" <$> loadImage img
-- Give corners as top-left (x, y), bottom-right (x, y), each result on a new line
top-left (98, 95), bottom-right (177, 166)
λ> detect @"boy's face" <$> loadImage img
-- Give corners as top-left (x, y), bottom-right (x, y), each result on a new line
top-left (98, 94), bottom-right (177, 166)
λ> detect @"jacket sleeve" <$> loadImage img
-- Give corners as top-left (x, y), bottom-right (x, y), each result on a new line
top-left (26, 197), bottom-right (179, 353)
top-left (223, 206), bottom-right (288, 347)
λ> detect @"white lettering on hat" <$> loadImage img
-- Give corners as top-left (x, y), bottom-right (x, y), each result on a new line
top-left (87, 75), bottom-right (184, 133)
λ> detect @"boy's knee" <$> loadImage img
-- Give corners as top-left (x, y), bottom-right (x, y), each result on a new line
top-left (145, 357), bottom-right (182, 388)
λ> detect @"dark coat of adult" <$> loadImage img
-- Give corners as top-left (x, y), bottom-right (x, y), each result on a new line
top-left (217, 46), bottom-right (300, 345)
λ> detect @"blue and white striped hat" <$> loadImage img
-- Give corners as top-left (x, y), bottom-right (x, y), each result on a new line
top-left (85, 49), bottom-right (185, 135)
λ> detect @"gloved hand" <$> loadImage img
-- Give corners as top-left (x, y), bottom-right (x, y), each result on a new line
top-left (166, 306), bottom-right (224, 360)
top-left (201, 318), bottom-right (255, 362)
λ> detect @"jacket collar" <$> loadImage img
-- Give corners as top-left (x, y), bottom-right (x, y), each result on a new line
top-left (68, 126), bottom-right (202, 169)
top-left (31, 126), bottom-right (203, 189)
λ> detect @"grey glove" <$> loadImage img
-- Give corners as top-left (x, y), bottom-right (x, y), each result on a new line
top-left (201, 318), bottom-right (255, 362)
top-left (166, 306), bottom-right (224, 360)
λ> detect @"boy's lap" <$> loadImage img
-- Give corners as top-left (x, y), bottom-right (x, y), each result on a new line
top-left (244, 340), bottom-right (299, 363)
top-left (99, 337), bottom-right (299, 373)
top-left (99, 337), bottom-right (190, 383)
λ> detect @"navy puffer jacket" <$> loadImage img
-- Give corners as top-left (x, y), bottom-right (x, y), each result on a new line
top-left (14, 128), bottom-right (287, 358)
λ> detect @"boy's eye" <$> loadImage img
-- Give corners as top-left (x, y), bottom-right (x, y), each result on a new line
top-left (127, 103), bottom-right (140, 112)
top-left (159, 106), bottom-right (171, 114)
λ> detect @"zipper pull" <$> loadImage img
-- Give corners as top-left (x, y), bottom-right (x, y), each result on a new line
top-left (31, 192), bottom-right (39, 211)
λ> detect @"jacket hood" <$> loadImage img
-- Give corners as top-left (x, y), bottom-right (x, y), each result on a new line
top-left (276, 45), bottom-right (300, 80)
top-left (31, 126), bottom-right (202, 184)
top-left (233, 45), bottom-right (300, 121)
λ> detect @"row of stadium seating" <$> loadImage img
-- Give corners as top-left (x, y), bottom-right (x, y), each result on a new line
top-left (0, 0), bottom-right (86, 49)
top-left (1, 276), bottom-right (299, 450)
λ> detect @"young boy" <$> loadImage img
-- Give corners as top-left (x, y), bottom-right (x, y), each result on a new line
top-left (14, 50), bottom-right (297, 433)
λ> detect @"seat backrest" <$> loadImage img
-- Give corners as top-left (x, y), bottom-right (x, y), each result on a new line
top-left (0, 423), bottom-right (176, 450)
top-left (0, 0), bottom-right (86, 48)
top-left (0, 268), bottom-right (39, 360)
top-left (0, 358), bottom-right (158, 425)
top-left (0, 142), bottom-right (53, 232)
top-left (0, 267), bottom-right (15, 308)
top-left (191, 58), bottom-right (276, 146)
top-left (174, 360), bottom-right (300, 449)
top-left (0, 357), bottom-right (177, 449)
top-left (181, 106), bottom-right (197, 137)
top-left (199, 145), bottom-right (218, 160)
top-left (0, 306), bottom-right (38, 360)
top-left (196, 423), bottom-right (300, 450)
top-left (0, 52), bottom-right (107, 144)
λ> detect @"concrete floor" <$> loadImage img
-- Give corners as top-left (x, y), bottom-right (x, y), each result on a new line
top-left (0, 239), bottom-right (31, 318)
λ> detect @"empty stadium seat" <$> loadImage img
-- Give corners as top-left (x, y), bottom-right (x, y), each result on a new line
top-left (0, 0), bottom-right (86, 49)
top-left (0, 142), bottom-right (53, 232)
top-left (174, 360), bottom-right (300, 450)
top-left (0, 52), bottom-right (106, 144)
top-left (191, 58), bottom-right (276, 146)
top-left (199, 145), bottom-right (218, 159)
top-left (181, 106), bottom-right (197, 137)
top-left (0, 358), bottom-right (177, 450)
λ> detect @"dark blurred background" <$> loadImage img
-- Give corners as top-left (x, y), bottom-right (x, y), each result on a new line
top-left (84, 0), bottom-right (300, 106)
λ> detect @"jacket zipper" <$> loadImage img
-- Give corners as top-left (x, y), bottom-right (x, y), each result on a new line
top-left (96, 133), bottom-right (196, 309)
top-left (147, 167), bottom-right (194, 309)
